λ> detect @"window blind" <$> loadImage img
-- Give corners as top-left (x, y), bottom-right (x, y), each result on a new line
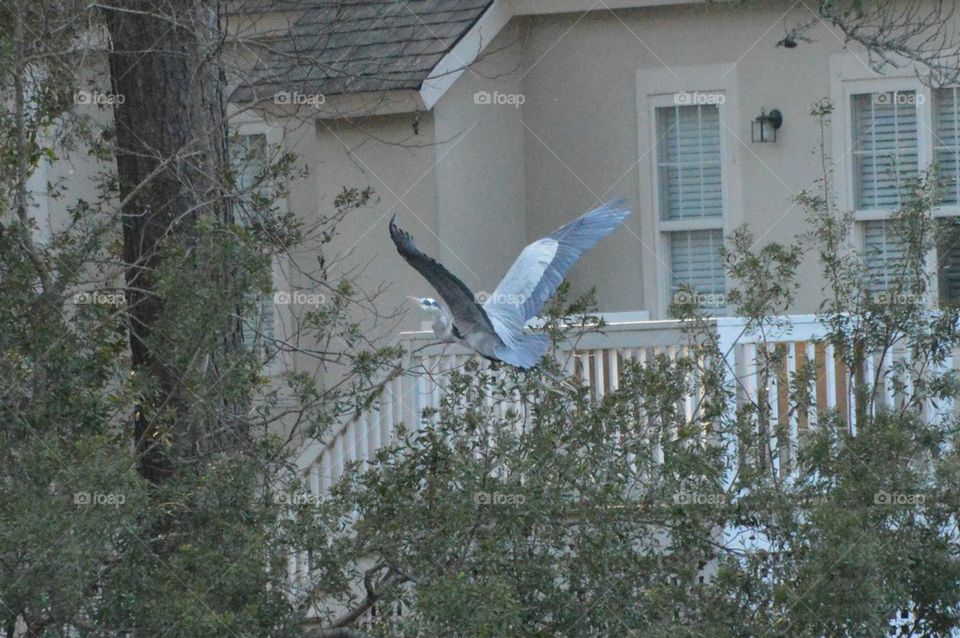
top-left (852, 92), bottom-right (919, 210)
top-left (938, 218), bottom-right (960, 304)
top-left (656, 104), bottom-right (722, 220)
top-left (934, 87), bottom-right (960, 205)
top-left (656, 103), bottom-right (725, 311)
top-left (863, 220), bottom-right (908, 294)
top-left (669, 229), bottom-right (725, 307)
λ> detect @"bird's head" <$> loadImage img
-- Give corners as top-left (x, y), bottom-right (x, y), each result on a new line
top-left (407, 296), bottom-right (443, 315)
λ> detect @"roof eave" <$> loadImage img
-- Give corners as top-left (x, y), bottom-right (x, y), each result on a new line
top-left (229, 88), bottom-right (426, 121)
top-left (512, 0), bottom-right (703, 15)
top-left (418, 0), bottom-right (704, 110)
top-left (419, 0), bottom-right (513, 111)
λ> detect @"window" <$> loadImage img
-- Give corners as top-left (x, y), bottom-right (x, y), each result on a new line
top-left (230, 133), bottom-right (269, 204)
top-left (938, 217), bottom-right (960, 304)
top-left (862, 219), bottom-right (907, 294)
top-left (229, 132), bottom-right (275, 356)
top-left (847, 87), bottom-right (960, 305)
top-left (851, 91), bottom-right (919, 210)
top-left (934, 87), bottom-right (960, 205)
top-left (656, 103), bottom-right (726, 311)
top-left (668, 229), bottom-right (725, 304)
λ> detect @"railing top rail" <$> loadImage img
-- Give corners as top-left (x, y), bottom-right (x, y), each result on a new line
top-left (398, 314), bottom-right (840, 356)
top-left (400, 317), bottom-right (718, 347)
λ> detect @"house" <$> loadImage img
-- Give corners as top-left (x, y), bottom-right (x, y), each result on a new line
top-left (225, 0), bottom-right (960, 341)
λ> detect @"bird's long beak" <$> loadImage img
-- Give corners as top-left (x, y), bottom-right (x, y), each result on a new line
top-left (406, 295), bottom-right (421, 305)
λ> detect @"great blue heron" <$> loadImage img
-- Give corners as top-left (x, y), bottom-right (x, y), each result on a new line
top-left (389, 199), bottom-right (630, 369)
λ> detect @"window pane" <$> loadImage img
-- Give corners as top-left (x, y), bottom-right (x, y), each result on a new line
top-left (938, 217), bottom-right (960, 305)
top-left (242, 293), bottom-right (275, 357)
top-left (229, 133), bottom-right (274, 355)
top-left (230, 133), bottom-right (267, 191)
top-left (656, 104), bottom-right (722, 221)
top-left (852, 92), bottom-right (919, 210)
top-left (668, 229), bottom-right (725, 309)
top-left (934, 87), bottom-right (960, 205)
top-left (862, 219), bottom-right (908, 295)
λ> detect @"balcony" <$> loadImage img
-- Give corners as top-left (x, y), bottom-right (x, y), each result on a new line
top-left (294, 312), bottom-right (960, 500)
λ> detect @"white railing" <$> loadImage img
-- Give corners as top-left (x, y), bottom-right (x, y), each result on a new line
top-left (296, 313), bottom-right (960, 497)
top-left (295, 315), bottom-right (694, 489)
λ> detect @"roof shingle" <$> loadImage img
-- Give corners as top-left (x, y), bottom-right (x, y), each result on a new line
top-left (230, 0), bottom-right (493, 103)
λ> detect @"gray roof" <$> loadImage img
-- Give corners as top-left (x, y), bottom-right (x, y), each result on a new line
top-left (230, 0), bottom-right (494, 103)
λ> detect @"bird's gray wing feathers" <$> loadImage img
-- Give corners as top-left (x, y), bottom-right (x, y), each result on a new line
top-left (494, 333), bottom-right (551, 369)
top-left (389, 216), bottom-right (497, 336)
top-left (483, 199), bottom-right (630, 343)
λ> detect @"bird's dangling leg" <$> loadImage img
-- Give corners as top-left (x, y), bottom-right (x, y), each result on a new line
top-left (522, 366), bottom-right (578, 396)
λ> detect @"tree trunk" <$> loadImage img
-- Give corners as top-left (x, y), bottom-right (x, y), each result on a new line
top-left (104, 0), bottom-right (244, 483)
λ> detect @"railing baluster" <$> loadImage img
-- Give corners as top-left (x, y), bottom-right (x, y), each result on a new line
top-left (825, 343), bottom-right (837, 412)
top-left (371, 390), bottom-right (383, 453)
top-left (767, 344), bottom-right (780, 477)
top-left (742, 343), bottom-right (758, 469)
top-left (608, 349), bottom-right (620, 392)
top-left (881, 346), bottom-right (895, 411)
top-left (357, 415), bottom-right (368, 464)
top-left (565, 348), bottom-right (572, 381)
top-left (941, 349), bottom-right (955, 420)
top-left (786, 342), bottom-right (798, 477)
top-left (317, 452), bottom-right (327, 497)
top-left (865, 349), bottom-right (876, 420)
top-left (807, 341), bottom-right (818, 431)
top-left (335, 435), bottom-right (344, 483)
top-left (593, 349), bottom-right (605, 397)
top-left (346, 418), bottom-right (357, 469)
top-left (310, 463), bottom-right (320, 497)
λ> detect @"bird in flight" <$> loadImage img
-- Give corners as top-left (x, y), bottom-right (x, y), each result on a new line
top-left (389, 199), bottom-right (630, 369)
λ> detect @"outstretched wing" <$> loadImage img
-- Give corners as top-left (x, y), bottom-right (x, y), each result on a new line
top-left (483, 199), bottom-right (630, 341)
top-left (389, 215), bottom-right (497, 337)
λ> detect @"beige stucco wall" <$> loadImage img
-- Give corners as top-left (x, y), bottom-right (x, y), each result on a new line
top-left (432, 21), bottom-right (529, 305)
top-left (273, 109), bottom-right (442, 376)
top-left (518, 1), bottom-right (845, 317)
top-left (35, 53), bottom-right (119, 244)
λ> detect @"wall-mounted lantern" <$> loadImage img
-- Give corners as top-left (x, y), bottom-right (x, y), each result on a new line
top-left (751, 108), bottom-right (783, 143)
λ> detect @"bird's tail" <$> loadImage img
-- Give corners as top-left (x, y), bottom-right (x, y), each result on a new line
top-left (496, 334), bottom-right (551, 370)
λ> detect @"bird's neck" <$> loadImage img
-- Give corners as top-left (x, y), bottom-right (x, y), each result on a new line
top-left (431, 310), bottom-right (456, 342)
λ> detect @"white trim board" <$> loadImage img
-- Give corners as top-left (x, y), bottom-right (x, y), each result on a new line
top-left (420, 0), bottom-right (514, 111)
top-left (513, 0), bottom-right (703, 14)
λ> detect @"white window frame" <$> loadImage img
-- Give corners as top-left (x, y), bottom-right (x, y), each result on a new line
top-left (637, 64), bottom-right (743, 319)
top-left (229, 116), bottom-right (290, 376)
top-left (831, 54), bottom-right (960, 304)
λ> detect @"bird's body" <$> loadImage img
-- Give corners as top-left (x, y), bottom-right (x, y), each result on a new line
top-left (391, 199), bottom-right (630, 369)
